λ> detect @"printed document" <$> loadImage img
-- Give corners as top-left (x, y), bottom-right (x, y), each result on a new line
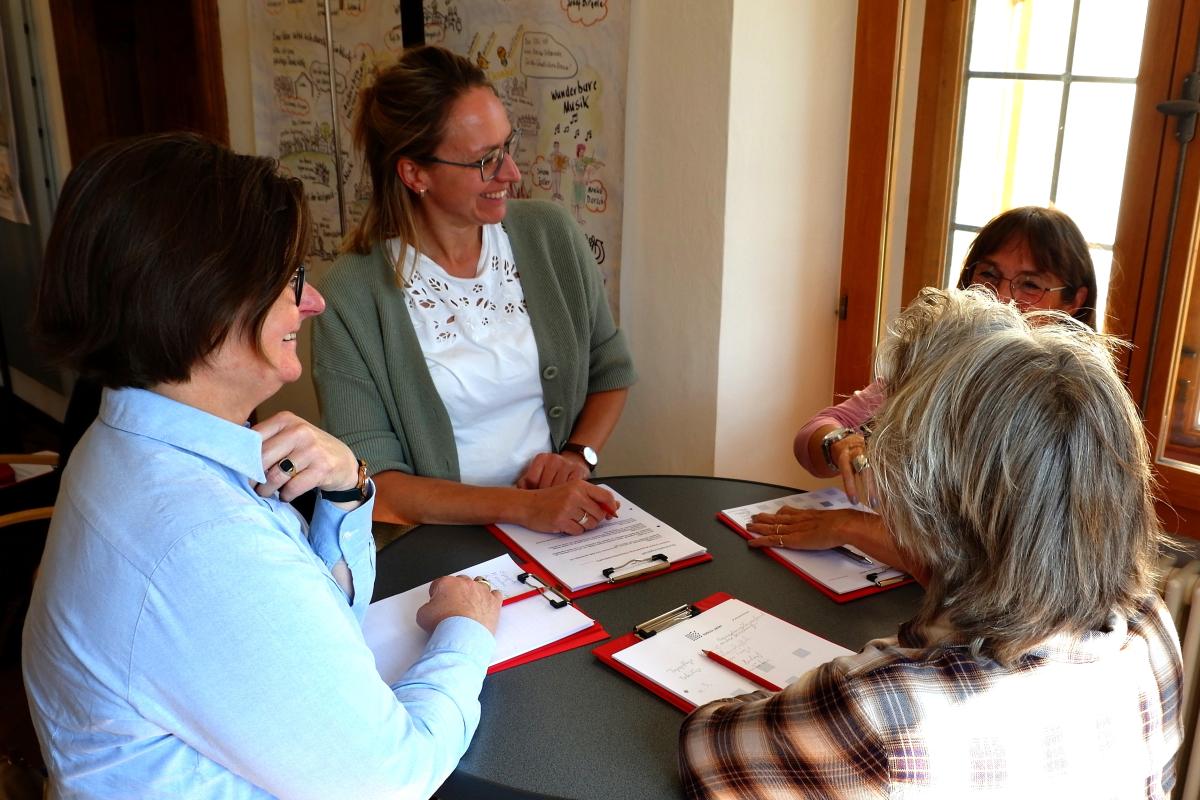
top-left (362, 554), bottom-right (596, 684)
top-left (493, 485), bottom-right (706, 592)
top-left (613, 598), bottom-right (852, 706)
top-left (720, 488), bottom-right (906, 594)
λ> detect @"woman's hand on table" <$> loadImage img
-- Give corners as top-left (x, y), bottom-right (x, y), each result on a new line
top-left (516, 480), bottom-right (618, 535)
top-left (416, 575), bottom-right (502, 635)
top-left (516, 451), bottom-right (590, 489)
top-left (746, 506), bottom-right (881, 552)
top-left (252, 411), bottom-right (361, 502)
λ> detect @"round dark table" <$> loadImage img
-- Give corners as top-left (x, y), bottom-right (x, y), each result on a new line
top-left (373, 475), bottom-right (924, 800)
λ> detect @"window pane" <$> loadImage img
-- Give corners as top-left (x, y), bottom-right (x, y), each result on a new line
top-left (969, 0), bottom-right (1073, 74)
top-left (946, 229), bottom-right (977, 287)
top-left (1055, 83), bottom-right (1137, 244)
top-left (955, 78), bottom-right (1061, 224)
top-left (1072, 0), bottom-right (1148, 78)
top-left (1088, 246), bottom-right (1111, 332)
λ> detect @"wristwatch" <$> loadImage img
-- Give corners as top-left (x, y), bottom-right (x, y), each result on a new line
top-left (561, 442), bottom-right (598, 472)
top-left (322, 458), bottom-right (370, 503)
top-left (820, 427), bottom-right (855, 470)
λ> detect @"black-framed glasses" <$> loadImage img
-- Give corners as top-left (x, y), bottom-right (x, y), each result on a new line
top-left (419, 129), bottom-right (520, 182)
top-left (289, 264), bottom-right (306, 306)
top-left (968, 262), bottom-right (1067, 305)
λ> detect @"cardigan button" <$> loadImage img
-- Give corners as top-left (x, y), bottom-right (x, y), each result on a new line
top-left (548, 405), bottom-right (565, 419)
top-left (542, 365), bottom-right (559, 380)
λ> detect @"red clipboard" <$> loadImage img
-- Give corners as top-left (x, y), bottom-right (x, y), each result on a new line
top-left (716, 513), bottom-right (912, 603)
top-left (488, 524), bottom-right (712, 600)
top-left (488, 620), bottom-right (609, 674)
top-left (592, 592), bottom-right (734, 712)
top-left (487, 566), bottom-right (610, 674)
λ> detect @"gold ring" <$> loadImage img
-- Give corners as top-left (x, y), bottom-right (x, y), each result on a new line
top-left (777, 536), bottom-right (784, 546)
top-left (278, 458), bottom-right (296, 476)
top-left (472, 576), bottom-right (493, 591)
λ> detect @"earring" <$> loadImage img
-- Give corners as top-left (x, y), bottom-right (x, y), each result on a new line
top-left (417, 188), bottom-right (426, 198)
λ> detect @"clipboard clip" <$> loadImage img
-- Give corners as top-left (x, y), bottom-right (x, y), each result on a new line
top-left (602, 553), bottom-right (669, 584)
top-left (516, 571), bottom-right (572, 608)
top-left (634, 603), bottom-right (699, 639)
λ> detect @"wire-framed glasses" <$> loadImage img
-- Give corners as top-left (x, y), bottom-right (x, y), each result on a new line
top-left (968, 262), bottom-right (1067, 305)
top-left (288, 264), bottom-right (306, 306)
top-left (420, 129), bottom-right (520, 182)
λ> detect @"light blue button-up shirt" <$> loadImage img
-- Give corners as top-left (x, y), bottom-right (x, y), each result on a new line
top-left (23, 387), bottom-right (495, 799)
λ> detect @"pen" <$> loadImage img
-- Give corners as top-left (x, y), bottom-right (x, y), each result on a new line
top-left (867, 571), bottom-right (908, 587)
top-left (599, 502), bottom-right (619, 519)
top-left (833, 545), bottom-right (874, 566)
top-left (701, 649), bottom-right (783, 692)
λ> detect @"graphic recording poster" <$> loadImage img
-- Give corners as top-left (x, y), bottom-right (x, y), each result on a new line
top-left (428, 0), bottom-right (629, 317)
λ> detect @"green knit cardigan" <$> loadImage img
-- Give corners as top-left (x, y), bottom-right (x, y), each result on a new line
top-left (312, 200), bottom-right (636, 481)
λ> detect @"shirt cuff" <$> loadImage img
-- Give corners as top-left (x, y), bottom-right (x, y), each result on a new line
top-left (308, 481), bottom-right (376, 568)
top-left (429, 616), bottom-right (497, 667)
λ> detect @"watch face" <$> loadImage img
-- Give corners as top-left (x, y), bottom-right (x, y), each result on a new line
top-left (565, 443), bottom-right (598, 467)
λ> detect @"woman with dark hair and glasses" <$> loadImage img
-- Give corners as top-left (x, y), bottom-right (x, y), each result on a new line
top-left (24, 132), bottom-right (502, 797)
top-left (747, 206), bottom-right (1096, 574)
top-left (313, 45), bottom-right (636, 536)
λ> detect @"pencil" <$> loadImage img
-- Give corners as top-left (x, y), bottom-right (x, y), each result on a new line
top-left (701, 649), bottom-right (783, 692)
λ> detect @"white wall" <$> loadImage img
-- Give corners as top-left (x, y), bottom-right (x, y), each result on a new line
top-left (710, 0), bottom-right (856, 489)
top-left (600, 1), bottom-right (734, 478)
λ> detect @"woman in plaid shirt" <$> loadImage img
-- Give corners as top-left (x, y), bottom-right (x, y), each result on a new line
top-left (680, 287), bottom-right (1182, 799)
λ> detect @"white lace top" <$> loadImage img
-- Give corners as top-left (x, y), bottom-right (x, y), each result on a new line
top-left (390, 224), bottom-right (552, 486)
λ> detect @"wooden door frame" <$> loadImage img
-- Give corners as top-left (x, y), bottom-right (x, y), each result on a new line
top-left (833, 0), bottom-right (905, 398)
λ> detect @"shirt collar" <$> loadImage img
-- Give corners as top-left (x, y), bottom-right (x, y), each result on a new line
top-left (898, 607), bottom-right (1131, 664)
top-left (99, 387), bottom-right (268, 483)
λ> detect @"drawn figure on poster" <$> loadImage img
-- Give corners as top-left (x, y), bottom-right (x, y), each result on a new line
top-left (550, 140), bottom-right (568, 200)
top-left (571, 143), bottom-right (603, 223)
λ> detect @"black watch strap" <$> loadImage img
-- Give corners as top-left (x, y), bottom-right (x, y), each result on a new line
top-left (322, 458), bottom-right (369, 502)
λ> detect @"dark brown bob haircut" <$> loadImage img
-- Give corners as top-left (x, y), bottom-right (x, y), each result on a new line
top-left (957, 205), bottom-right (1097, 329)
top-left (34, 132), bottom-right (309, 389)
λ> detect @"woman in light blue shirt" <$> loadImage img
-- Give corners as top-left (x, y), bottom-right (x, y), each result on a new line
top-left (23, 132), bottom-right (501, 799)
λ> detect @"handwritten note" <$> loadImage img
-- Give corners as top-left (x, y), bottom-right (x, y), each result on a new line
top-left (612, 599), bottom-right (852, 706)
top-left (362, 554), bottom-right (596, 684)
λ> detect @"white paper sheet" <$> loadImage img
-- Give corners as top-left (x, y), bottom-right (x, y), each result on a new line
top-left (721, 488), bottom-right (905, 594)
top-left (362, 554), bottom-right (595, 684)
top-left (612, 598), bottom-right (852, 707)
top-left (493, 486), bottom-right (706, 592)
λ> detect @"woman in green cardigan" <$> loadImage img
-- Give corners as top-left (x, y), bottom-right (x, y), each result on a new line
top-left (313, 46), bottom-right (636, 534)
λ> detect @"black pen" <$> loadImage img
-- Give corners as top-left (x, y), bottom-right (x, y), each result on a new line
top-left (833, 545), bottom-right (873, 566)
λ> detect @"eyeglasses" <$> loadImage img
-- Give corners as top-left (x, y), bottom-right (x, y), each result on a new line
top-left (968, 262), bottom-right (1067, 305)
top-left (289, 264), bottom-right (306, 306)
top-left (420, 129), bottom-right (520, 182)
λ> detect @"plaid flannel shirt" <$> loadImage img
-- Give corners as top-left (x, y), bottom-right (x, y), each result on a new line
top-left (680, 596), bottom-right (1182, 799)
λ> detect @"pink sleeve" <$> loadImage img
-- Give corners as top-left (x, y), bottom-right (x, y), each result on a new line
top-left (794, 380), bottom-right (886, 475)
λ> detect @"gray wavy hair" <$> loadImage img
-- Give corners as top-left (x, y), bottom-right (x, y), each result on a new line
top-left (870, 287), bottom-right (1162, 664)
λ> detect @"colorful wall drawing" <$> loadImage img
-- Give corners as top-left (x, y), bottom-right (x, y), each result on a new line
top-left (428, 0), bottom-right (628, 316)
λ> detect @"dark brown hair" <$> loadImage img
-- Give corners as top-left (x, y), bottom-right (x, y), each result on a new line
top-left (957, 206), bottom-right (1097, 328)
top-left (34, 132), bottom-right (309, 389)
top-left (346, 45), bottom-right (493, 268)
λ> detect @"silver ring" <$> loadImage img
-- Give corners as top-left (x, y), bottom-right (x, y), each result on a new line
top-left (472, 576), bottom-right (493, 591)
top-left (776, 536), bottom-right (784, 546)
top-left (577, 512), bottom-right (590, 526)
top-left (278, 458), bottom-right (296, 476)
